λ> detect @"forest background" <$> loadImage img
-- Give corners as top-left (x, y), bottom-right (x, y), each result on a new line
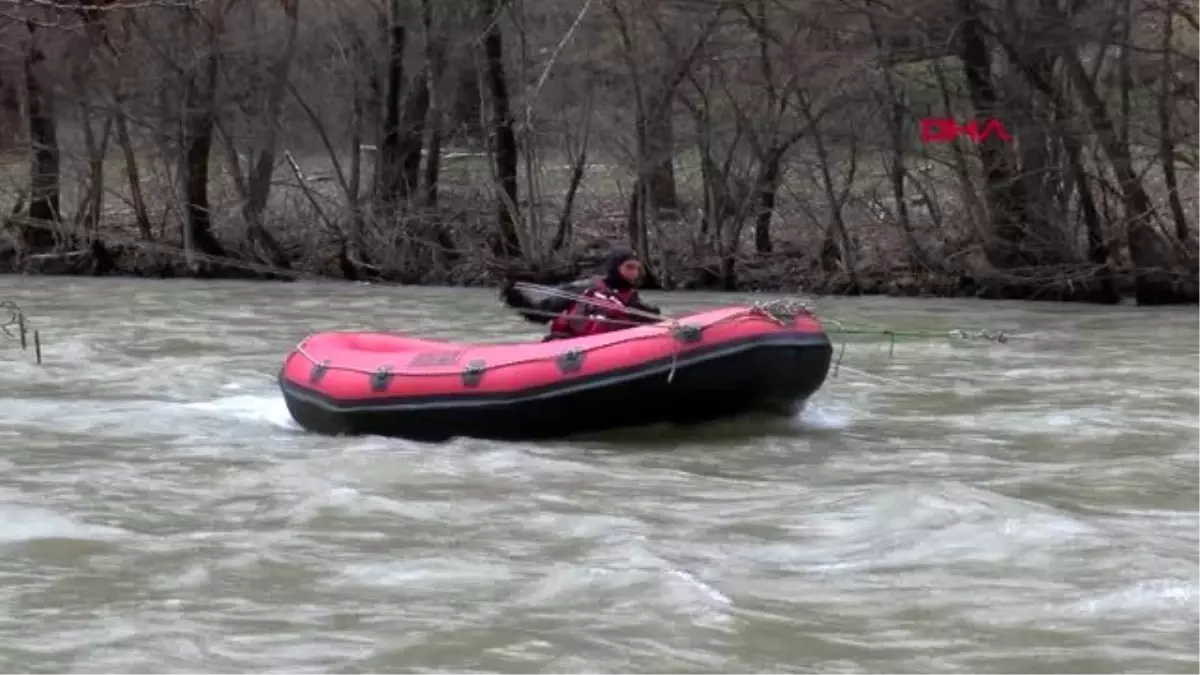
top-left (0, 0), bottom-right (1195, 305)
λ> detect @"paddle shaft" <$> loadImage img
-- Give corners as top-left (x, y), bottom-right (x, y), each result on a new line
top-left (510, 281), bottom-right (669, 324)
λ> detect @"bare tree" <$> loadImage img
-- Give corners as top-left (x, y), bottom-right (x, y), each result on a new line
top-left (22, 20), bottom-right (59, 252)
top-left (178, 0), bottom-right (230, 266)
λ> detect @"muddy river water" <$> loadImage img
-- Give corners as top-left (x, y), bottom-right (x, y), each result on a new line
top-left (1, 278), bottom-right (1196, 673)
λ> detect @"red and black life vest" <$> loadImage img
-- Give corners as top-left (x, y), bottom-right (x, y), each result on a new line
top-left (547, 280), bottom-right (637, 339)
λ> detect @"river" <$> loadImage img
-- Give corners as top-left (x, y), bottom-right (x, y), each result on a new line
top-left (0, 277), bottom-right (1196, 673)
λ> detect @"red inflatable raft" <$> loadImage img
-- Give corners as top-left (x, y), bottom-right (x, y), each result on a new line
top-left (278, 304), bottom-right (833, 441)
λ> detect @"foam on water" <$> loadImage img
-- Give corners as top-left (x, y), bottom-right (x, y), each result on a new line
top-left (793, 400), bottom-right (855, 431)
top-left (0, 505), bottom-right (131, 544)
top-left (183, 393), bottom-right (299, 431)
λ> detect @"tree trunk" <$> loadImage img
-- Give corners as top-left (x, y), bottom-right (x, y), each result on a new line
top-left (0, 70), bottom-right (19, 153)
top-left (421, 0), bottom-right (455, 262)
top-left (866, 10), bottom-right (928, 270)
top-left (375, 0), bottom-right (408, 212)
top-left (956, 0), bottom-right (1034, 269)
top-left (985, 18), bottom-right (1118, 300)
top-left (23, 23), bottom-right (59, 252)
top-left (753, 150), bottom-right (780, 255)
top-left (1159, 0), bottom-right (1191, 251)
top-left (640, 90), bottom-right (680, 216)
top-left (1062, 130), bottom-right (1117, 303)
top-left (399, 82), bottom-right (430, 200)
top-left (796, 92), bottom-right (852, 275)
top-left (76, 106), bottom-right (112, 237)
top-left (552, 94), bottom-right (593, 252)
top-left (423, 116), bottom-right (443, 209)
top-left (481, 0), bottom-right (521, 258)
top-left (179, 2), bottom-right (230, 265)
top-left (348, 69), bottom-right (366, 256)
top-left (240, 0), bottom-right (298, 270)
top-left (114, 109), bottom-right (152, 240)
top-left (610, 0), bottom-right (721, 266)
top-left (104, 11), bottom-right (151, 240)
top-left (1009, 44), bottom-right (1062, 265)
top-left (1062, 52), bottom-right (1182, 305)
top-left (932, 58), bottom-right (987, 242)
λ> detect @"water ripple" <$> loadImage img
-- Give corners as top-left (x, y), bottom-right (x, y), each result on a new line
top-left (0, 279), bottom-right (1195, 673)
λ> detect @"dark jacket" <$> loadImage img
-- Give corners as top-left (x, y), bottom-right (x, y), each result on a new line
top-left (500, 250), bottom-right (661, 340)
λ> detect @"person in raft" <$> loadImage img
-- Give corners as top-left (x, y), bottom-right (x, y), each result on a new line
top-left (500, 248), bottom-right (663, 341)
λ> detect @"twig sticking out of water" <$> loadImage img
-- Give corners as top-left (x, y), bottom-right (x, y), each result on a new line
top-left (1, 300), bottom-right (43, 365)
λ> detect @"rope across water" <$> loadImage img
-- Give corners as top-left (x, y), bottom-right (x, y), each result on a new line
top-left (505, 284), bottom-right (1013, 389)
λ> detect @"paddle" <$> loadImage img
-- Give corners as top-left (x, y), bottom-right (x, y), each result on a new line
top-left (499, 280), bottom-right (667, 326)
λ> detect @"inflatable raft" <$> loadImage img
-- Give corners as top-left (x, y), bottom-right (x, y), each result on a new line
top-left (278, 304), bottom-right (833, 441)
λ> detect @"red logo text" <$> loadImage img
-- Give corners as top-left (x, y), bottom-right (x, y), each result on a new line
top-left (920, 118), bottom-right (1012, 143)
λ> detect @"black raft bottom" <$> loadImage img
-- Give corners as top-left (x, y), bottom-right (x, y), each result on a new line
top-left (280, 333), bottom-right (834, 442)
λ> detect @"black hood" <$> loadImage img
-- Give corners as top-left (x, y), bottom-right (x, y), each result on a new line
top-left (602, 248), bottom-right (638, 290)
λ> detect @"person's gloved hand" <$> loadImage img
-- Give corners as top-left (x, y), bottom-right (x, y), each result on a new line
top-left (501, 280), bottom-right (554, 324)
top-left (500, 280), bottom-right (530, 309)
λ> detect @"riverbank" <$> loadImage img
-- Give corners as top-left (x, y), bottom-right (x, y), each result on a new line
top-left (2, 233), bottom-right (1196, 305)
